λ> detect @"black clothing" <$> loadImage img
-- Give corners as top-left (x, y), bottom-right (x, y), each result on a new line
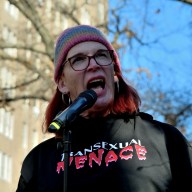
top-left (16, 112), bottom-right (192, 192)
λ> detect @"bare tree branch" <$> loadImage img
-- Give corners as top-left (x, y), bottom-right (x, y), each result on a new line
top-left (8, 0), bottom-right (54, 60)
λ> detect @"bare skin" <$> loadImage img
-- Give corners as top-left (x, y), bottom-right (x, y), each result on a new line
top-left (58, 41), bottom-right (117, 118)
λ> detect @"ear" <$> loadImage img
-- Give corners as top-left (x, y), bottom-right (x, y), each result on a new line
top-left (57, 77), bottom-right (69, 94)
top-left (114, 74), bottom-right (119, 83)
top-left (114, 74), bottom-right (119, 93)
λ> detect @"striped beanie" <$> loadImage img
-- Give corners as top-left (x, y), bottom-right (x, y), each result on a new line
top-left (54, 25), bottom-right (121, 83)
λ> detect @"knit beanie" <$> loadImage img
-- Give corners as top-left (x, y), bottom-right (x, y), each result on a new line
top-left (54, 25), bottom-right (121, 83)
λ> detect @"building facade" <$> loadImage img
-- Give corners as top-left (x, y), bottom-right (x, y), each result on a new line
top-left (0, 0), bottom-right (108, 191)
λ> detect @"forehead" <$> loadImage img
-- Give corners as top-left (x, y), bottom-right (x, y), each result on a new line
top-left (67, 41), bottom-right (108, 58)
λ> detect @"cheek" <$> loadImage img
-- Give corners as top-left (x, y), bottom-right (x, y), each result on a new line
top-left (65, 76), bottom-right (78, 89)
top-left (63, 70), bottom-right (84, 95)
top-left (63, 69), bottom-right (77, 84)
top-left (106, 69), bottom-right (115, 88)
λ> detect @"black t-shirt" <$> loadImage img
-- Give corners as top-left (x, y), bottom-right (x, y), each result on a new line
top-left (16, 112), bottom-right (192, 192)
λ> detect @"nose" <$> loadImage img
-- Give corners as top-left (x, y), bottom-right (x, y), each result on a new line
top-left (87, 57), bottom-right (100, 71)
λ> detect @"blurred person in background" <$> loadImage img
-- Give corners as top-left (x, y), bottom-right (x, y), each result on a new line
top-left (16, 25), bottom-right (192, 192)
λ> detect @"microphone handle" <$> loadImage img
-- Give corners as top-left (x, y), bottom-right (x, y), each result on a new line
top-left (48, 119), bottom-right (63, 133)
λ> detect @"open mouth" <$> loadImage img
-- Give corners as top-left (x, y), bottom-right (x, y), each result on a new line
top-left (87, 79), bottom-right (105, 90)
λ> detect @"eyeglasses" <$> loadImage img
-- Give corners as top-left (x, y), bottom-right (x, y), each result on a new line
top-left (63, 49), bottom-right (114, 71)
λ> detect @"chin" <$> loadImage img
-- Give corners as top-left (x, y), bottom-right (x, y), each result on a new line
top-left (92, 100), bottom-right (113, 112)
top-left (97, 96), bottom-right (113, 106)
top-left (86, 108), bottom-right (111, 118)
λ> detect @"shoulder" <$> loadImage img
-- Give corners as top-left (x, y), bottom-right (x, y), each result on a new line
top-left (28, 136), bottom-right (57, 155)
top-left (137, 112), bottom-right (192, 190)
top-left (138, 112), bottom-right (179, 131)
top-left (23, 136), bottom-right (61, 163)
top-left (138, 112), bottom-right (192, 147)
top-left (20, 136), bottom-right (58, 182)
top-left (138, 112), bottom-right (180, 133)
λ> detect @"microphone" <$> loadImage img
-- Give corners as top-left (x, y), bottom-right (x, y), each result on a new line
top-left (48, 89), bottom-right (97, 132)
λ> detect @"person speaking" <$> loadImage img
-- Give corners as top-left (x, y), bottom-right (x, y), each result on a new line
top-left (16, 25), bottom-right (192, 192)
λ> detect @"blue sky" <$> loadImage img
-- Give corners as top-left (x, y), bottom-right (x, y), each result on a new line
top-left (109, 0), bottom-right (192, 139)
top-left (110, 0), bottom-right (192, 89)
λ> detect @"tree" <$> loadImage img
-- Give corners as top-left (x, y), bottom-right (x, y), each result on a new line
top-left (179, 0), bottom-right (192, 5)
top-left (0, 0), bottom-right (192, 139)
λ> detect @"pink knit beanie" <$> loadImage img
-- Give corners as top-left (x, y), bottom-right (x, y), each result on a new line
top-left (54, 25), bottom-right (121, 83)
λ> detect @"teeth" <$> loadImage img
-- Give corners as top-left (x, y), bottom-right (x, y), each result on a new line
top-left (87, 79), bottom-right (105, 89)
top-left (90, 79), bottom-right (103, 83)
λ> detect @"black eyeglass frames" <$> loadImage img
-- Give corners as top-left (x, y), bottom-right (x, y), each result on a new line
top-left (63, 49), bottom-right (114, 71)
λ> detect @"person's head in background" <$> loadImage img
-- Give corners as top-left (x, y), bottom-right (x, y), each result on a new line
top-left (43, 25), bottom-right (141, 135)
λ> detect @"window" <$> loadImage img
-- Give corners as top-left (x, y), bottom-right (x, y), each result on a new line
top-left (0, 67), bottom-right (16, 100)
top-left (32, 130), bottom-right (38, 148)
top-left (4, 111), bottom-right (14, 139)
top-left (98, 2), bottom-right (105, 22)
top-left (0, 151), bottom-right (12, 182)
top-left (0, 152), bottom-right (2, 178)
top-left (22, 123), bottom-right (28, 149)
top-left (0, 109), bottom-right (4, 134)
top-left (80, 7), bottom-right (91, 25)
top-left (2, 26), bottom-right (18, 57)
top-left (4, 1), bottom-right (19, 19)
top-left (0, 107), bottom-right (14, 139)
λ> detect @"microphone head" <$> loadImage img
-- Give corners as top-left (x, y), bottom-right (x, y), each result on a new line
top-left (48, 90), bottom-right (98, 132)
top-left (79, 89), bottom-right (97, 107)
